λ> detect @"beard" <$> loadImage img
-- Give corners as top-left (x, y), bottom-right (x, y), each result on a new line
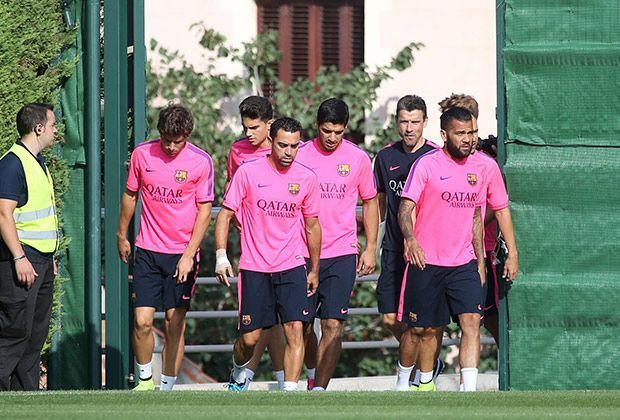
top-left (446, 139), bottom-right (471, 159)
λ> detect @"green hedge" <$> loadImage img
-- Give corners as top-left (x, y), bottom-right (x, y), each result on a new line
top-left (0, 1), bottom-right (76, 355)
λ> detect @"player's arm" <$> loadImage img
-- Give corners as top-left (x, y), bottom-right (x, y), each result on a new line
top-left (0, 198), bottom-right (37, 288)
top-left (494, 206), bottom-right (518, 281)
top-left (472, 206), bottom-right (486, 286)
top-left (398, 197), bottom-right (425, 269)
top-left (175, 201), bottom-right (213, 284)
top-left (484, 204), bottom-right (495, 226)
top-left (304, 216), bottom-right (321, 297)
top-left (116, 189), bottom-right (138, 263)
top-left (357, 196), bottom-right (379, 276)
top-left (214, 206), bottom-right (235, 287)
top-left (378, 192), bottom-right (387, 223)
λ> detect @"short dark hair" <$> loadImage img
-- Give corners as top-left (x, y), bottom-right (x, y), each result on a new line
top-left (438, 93), bottom-right (479, 119)
top-left (239, 96), bottom-right (273, 121)
top-left (317, 98), bottom-right (349, 126)
top-left (396, 95), bottom-right (427, 120)
top-left (16, 103), bottom-right (54, 136)
top-left (157, 104), bottom-right (194, 137)
top-left (269, 117), bottom-right (302, 140)
top-left (440, 107), bottom-right (472, 131)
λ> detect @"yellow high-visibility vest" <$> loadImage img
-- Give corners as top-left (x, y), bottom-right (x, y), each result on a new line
top-left (2, 143), bottom-right (58, 253)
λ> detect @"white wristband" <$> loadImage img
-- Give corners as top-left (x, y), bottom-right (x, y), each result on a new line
top-left (215, 248), bottom-right (231, 272)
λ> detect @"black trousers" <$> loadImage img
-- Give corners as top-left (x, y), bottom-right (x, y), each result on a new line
top-left (0, 251), bottom-right (54, 391)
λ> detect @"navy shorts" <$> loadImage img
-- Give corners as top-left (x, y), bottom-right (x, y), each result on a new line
top-left (376, 249), bottom-right (407, 314)
top-left (483, 254), bottom-right (499, 317)
top-left (132, 247), bottom-right (198, 310)
top-left (238, 265), bottom-right (311, 331)
top-left (398, 260), bottom-right (482, 327)
top-left (308, 254), bottom-right (357, 320)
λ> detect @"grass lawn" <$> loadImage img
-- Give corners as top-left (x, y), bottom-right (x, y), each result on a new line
top-left (1, 390), bottom-right (619, 419)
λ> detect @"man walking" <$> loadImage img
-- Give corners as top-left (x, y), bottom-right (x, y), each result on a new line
top-left (117, 104), bottom-right (214, 391)
top-left (215, 117), bottom-right (321, 392)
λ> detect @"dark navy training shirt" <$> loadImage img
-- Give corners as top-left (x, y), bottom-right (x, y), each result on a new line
top-left (374, 140), bottom-right (436, 251)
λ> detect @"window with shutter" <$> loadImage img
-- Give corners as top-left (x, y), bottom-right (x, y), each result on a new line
top-left (257, 0), bottom-right (364, 89)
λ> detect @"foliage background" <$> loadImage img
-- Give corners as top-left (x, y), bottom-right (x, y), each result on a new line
top-left (147, 26), bottom-right (497, 381)
top-left (0, 0), bottom-right (76, 356)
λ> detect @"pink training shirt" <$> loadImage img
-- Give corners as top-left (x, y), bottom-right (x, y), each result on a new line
top-left (296, 139), bottom-right (377, 259)
top-left (223, 156), bottom-right (320, 272)
top-left (127, 139), bottom-right (214, 254)
top-left (227, 138), bottom-right (271, 182)
top-left (470, 151), bottom-right (509, 252)
top-left (401, 148), bottom-right (491, 267)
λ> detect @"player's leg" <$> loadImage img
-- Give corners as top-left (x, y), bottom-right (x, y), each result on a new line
top-left (243, 329), bottom-right (269, 386)
top-left (159, 251), bottom-right (198, 390)
top-left (398, 264), bottom-right (449, 391)
top-left (483, 255), bottom-right (500, 344)
top-left (160, 306), bottom-right (187, 390)
top-left (266, 325), bottom-right (286, 387)
top-left (228, 270), bottom-right (276, 391)
top-left (377, 250), bottom-right (408, 341)
top-left (447, 261), bottom-right (484, 392)
top-left (131, 248), bottom-right (162, 391)
top-left (281, 321), bottom-right (304, 388)
top-left (303, 318), bottom-right (318, 389)
top-left (313, 255), bottom-right (356, 390)
top-left (274, 265), bottom-right (312, 391)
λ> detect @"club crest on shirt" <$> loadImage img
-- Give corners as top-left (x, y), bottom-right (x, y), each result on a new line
top-left (174, 170), bottom-right (188, 184)
top-left (409, 312), bottom-right (418, 322)
top-left (288, 183), bottom-right (300, 195)
top-left (337, 163), bottom-right (350, 177)
top-left (241, 314), bottom-right (252, 325)
top-left (467, 173), bottom-right (477, 186)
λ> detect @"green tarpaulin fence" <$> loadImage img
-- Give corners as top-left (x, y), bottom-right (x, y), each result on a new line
top-left (502, 0), bottom-right (620, 390)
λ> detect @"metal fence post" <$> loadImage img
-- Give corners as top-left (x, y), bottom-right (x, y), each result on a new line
top-left (103, 0), bottom-right (131, 390)
top-left (496, 0), bottom-right (510, 392)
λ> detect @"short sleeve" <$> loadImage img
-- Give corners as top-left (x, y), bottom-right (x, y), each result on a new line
top-left (401, 158), bottom-right (429, 204)
top-left (226, 146), bottom-right (237, 182)
top-left (126, 149), bottom-right (141, 192)
top-left (373, 153), bottom-right (386, 193)
top-left (196, 154), bottom-right (215, 203)
top-left (302, 172), bottom-right (320, 218)
top-left (222, 166), bottom-right (247, 212)
top-left (358, 153), bottom-right (377, 200)
top-left (0, 153), bottom-right (25, 203)
top-left (485, 161), bottom-right (509, 210)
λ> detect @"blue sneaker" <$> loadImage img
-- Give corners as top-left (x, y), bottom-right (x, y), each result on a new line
top-left (227, 371), bottom-right (249, 391)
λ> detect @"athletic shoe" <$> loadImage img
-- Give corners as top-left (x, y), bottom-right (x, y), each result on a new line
top-left (307, 378), bottom-right (315, 391)
top-left (409, 358), bottom-right (445, 387)
top-left (433, 358), bottom-right (445, 381)
top-left (227, 371), bottom-right (249, 391)
top-left (413, 381), bottom-right (436, 392)
top-left (132, 378), bottom-right (155, 391)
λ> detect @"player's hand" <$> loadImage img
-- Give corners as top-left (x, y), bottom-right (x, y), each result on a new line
top-left (53, 256), bottom-right (58, 276)
top-left (117, 236), bottom-right (131, 263)
top-left (503, 253), bottom-right (518, 282)
top-left (215, 249), bottom-right (234, 287)
top-left (15, 257), bottom-right (38, 289)
top-left (307, 271), bottom-right (318, 297)
top-left (356, 248), bottom-right (376, 276)
top-left (174, 254), bottom-right (195, 284)
top-left (404, 237), bottom-right (425, 270)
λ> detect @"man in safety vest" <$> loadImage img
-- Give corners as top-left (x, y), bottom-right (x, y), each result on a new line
top-left (0, 103), bottom-right (59, 391)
